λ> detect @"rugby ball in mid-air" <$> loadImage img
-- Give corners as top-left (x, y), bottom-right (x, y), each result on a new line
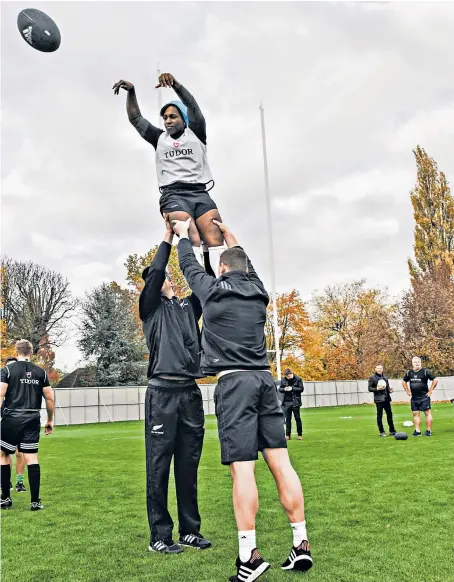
top-left (394, 432), bottom-right (408, 441)
top-left (17, 8), bottom-right (61, 52)
top-left (403, 421), bottom-right (414, 427)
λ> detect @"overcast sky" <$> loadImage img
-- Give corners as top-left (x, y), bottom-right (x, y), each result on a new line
top-left (2, 1), bottom-right (454, 370)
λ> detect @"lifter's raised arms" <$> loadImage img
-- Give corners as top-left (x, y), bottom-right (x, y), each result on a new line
top-left (113, 72), bottom-right (225, 276)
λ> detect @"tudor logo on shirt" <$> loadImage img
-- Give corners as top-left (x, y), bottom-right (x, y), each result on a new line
top-left (26, 372), bottom-right (32, 379)
top-left (173, 142), bottom-right (180, 148)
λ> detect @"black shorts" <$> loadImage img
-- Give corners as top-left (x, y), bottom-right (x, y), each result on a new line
top-left (0, 411), bottom-right (41, 454)
top-left (159, 183), bottom-right (218, 220)
top-left (411, 396), bottom-right (431, 412)
top-left (214, 371), bottom-right (287, 465)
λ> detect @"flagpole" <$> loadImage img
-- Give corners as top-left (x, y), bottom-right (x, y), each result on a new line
top-left (259, 103), bottom-right (281, 380)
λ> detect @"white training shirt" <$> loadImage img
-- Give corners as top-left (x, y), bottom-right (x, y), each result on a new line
top-left (155, 128), bottom-right (213, 188)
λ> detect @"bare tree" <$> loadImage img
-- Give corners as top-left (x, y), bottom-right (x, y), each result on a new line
top-left (1, 256), bottom-right (77, 353)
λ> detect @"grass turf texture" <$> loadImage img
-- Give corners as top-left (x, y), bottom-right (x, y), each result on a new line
top-left (1, 404), bottom-right (453, 582)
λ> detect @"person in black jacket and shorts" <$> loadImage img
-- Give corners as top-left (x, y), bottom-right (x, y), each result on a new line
top-left (139, 217), bottom-right (212, 555)
top-left (1, 340), bottom-right (54, 511)
top-left (368, 364), bottom-right (396, 437)
top-left (173, 217), bottom-right (313, 581)
top-left (279, 369), bottom-right (304, 441)
top-left (402, 357), bottom-right (438, 437)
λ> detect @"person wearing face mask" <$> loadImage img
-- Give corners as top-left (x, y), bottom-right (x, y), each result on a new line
top-left (113, 72), bottom-right (225, 276)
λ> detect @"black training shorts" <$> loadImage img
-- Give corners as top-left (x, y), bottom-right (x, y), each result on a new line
top-left (410, 396), bottom-right (431, 412)
top-left (159, 183), bottom-right (218, 220)
top-left (214, 371), bottom-right (287, 465)
top-left (0, 411), bottom-right (41, 454)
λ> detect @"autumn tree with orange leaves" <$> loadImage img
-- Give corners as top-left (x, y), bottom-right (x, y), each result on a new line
top-left (313, 281), bottom-right (397, 380)
top-left (266, 290), bottom-right (326, 380)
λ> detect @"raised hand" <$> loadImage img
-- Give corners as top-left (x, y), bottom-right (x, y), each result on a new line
top-left (112, 80), bottom-right (134, 95)
top-left (155, 73), bottom-right (178, 89)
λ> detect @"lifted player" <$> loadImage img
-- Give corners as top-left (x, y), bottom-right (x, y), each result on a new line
top-left (0, 340), bottom-right (54, 511)
top-left (113, 72), bottom-right (224, 275)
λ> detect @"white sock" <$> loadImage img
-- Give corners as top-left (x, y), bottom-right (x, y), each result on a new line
top-left (291, 520), bottom-right (308, 547)
top-left (238, 530), bottom-right (256, 562)
top-left (208, 245), bottom-right (225, 278)
top-left (192, 246), bottom-right (204, 267)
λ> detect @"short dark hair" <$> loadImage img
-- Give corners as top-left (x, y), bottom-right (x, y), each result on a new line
top-left (376, 363), bottom-right (383, 367)
top-left (283, 368), bottom-right (292, 376)
top-left (219, 248), bottom-right (248, 272)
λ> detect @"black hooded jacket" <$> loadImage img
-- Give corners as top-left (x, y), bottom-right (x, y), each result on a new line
top-left (177, 239), bottom-right (270, 375)
top-left (279, 375), bottom-right (305, 407)
top-left (368, 373), bottom-right (392, 403)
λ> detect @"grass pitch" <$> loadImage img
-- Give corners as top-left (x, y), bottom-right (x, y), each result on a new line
top-left (1, 404), bottom-right (453, 582)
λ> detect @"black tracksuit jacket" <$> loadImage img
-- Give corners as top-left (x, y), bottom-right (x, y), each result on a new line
top-left (368, 373), bottom-right (392, 403)
top-left (139, 241), bottom-right (204, 379)
top-left (177, 238), bottom-right (270, 375)
top-left (279, 375), bottom-right (305, 407)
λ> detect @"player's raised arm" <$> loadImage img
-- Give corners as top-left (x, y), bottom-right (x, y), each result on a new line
top-left (113, 80), bottom-right (163, 148)
top-left (213, 219), bottom-right (267, 296)
top-left (156, 73), bottom-right (206, 144)
top-left (174, 219), bottom-right (216, 304)
top-left (139, 224), bottom-right (174, 321)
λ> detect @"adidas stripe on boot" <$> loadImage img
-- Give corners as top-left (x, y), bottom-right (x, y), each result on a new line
top-left (229, 548), bottom-right (270, 581)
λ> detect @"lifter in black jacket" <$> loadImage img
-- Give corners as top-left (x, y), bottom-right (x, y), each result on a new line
top-left (139, 218), bottom-right (211, 555)
top-left (368, 364), bottom-right (396, 437)
top-left (279, 369), bottom-right (304, 440)
top-left (173, 218), bottom-right (313, 581)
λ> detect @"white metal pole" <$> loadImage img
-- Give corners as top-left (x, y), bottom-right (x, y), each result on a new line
top-left (259, 103), bottom-right (281, 380)
top-left (157, 63), bottom-right (162, 128)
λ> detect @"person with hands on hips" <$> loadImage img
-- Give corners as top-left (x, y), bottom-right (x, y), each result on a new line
top-left (402, 356), bottom-right (438, 437)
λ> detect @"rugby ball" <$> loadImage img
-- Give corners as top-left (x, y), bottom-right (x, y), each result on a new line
top-left (377, 379), bottom-right (387, 390)
top-left (17, 8), bottom-right (61, 52)
top-left (403, 421), bottom-right (413, 427)
top-left (394, 432), bottom-right (408, 441)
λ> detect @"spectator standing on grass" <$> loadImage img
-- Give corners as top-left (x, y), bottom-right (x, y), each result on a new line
top-left (368, 364), bottom-right (396, 437)
top-left (402, 356), bottom-right (438, 437)
top-left (279, 368), bottom-right (304, 441)
top-left (0, 340), bottom-right (54, 511)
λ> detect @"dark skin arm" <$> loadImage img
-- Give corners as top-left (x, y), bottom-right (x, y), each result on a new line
top-left (112, 80), bottom-right (163, 147)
